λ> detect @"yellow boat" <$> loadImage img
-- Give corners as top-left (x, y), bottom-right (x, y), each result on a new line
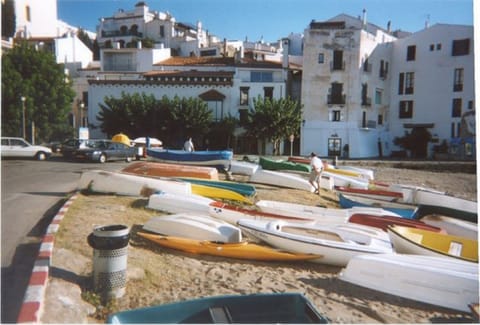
top-left (137, 232), bottom-right (321, 262)
top-left (190, 183), bottom-right (253, 204)
top-left (324, 167), bottom-right (362, 178)
top-left (387, 225), bottom-right (478, 263)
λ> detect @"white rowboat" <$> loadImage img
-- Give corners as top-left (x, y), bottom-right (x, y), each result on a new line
top-left (237, 219), bottom-right (392, 266)
top-left (143, 214), bottom-right (242, 243)
top-left (339, 253), bottom-right (479, 312)
top-left (147, 191), bottom-right (213, 214)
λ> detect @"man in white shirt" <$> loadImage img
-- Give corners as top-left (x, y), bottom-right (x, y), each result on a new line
top-left (309, 152), bottom-right (323, 194)
top-left (183, 137), bottom-right (195, 152)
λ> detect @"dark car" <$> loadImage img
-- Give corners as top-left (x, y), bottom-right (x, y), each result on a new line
top-left (61, 138), bottom-right (89, 159)
top-left (74, 140), bottom-right (136, 163)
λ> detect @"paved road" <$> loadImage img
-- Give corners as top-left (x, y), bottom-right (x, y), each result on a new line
top-left (1, 156), bottom-right (130, 323)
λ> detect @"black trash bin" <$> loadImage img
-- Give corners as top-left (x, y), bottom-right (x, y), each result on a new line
top-left (87, 224), bottom-right (130, 299)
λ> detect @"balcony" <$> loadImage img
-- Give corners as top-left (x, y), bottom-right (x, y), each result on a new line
top-left (361, 97), bottom-right (372, 106)
top-left (360, 120), bottom-right (377, 129)
top-left (453, 83), bottom-right (463, 92)
top-left (101, 30), bottom-right (143, 38)
top-left (328, 94), bottom-right (346, 105)
top-left (363, 63), bottom-right (372, 73)
top-left (330, 61), bottom-right (345, 71)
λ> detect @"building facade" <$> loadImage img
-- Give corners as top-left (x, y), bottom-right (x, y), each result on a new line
top-left (301, 14), bottom-right (396, 158)
top-left (389, 24), bottom-right (475, 159)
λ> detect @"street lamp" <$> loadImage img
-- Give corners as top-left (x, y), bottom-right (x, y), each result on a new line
top-left (21, 96), bottom-right (26, 139)
top-left (80, 102), bottom-right (85, 127)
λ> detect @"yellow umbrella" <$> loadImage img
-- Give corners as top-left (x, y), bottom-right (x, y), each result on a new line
top-left (112, 133), bottom-right (131, 146)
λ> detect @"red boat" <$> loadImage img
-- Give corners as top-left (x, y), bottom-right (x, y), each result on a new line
top-left (348, 213), bottom-right (445, 233)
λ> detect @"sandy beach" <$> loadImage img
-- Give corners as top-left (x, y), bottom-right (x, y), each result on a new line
top-left (41, 162), bottom-right (478, 323)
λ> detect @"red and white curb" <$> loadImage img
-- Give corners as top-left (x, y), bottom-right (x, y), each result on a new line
top-left (17, 192), bottom-right (79, 323)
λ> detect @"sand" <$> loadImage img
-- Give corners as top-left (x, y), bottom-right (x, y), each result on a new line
top-left (41, 163), bottom-right (478, 323)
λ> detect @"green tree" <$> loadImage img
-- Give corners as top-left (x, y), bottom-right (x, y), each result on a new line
top-left (97, 94), bottom-right (213, 147)
top-left (77, 28), bottom-right (93, 51)
top-left (393, 127), bottom-right (432, 158)
top-left (207, 115), bottom-right (237, 150)
top-left (245, 96), bottom-right (302, 155)
top-left (1, 41), bottom-right (76, 142)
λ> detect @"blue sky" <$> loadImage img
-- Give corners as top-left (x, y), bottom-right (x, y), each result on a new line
top-left (57, 0), bottom-right (474, 42)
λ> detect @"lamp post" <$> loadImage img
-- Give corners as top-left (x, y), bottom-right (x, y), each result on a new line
top-left (21, 96), bottom-right (26, 139)
top-left (80, 102), bottom-right (85, 127)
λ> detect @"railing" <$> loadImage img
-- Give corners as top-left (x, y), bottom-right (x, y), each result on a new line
top-left (453, 84), bottom-right (463, 92)
top-left (330, 61), bottom-right (345, 71)
top-left (360, 120), bottom-right (377, 129)
top-left (361, 97), bottom-right (372, 106)
top-left (363, 63), bottom-right (372, 73)
top-left (101, 30), bottom-right (143, 38)
top-left (327, 94), bottom-right (346, 105)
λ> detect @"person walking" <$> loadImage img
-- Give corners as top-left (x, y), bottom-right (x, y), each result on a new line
top-left (309, 152), bottom-right (323, 194)
top-left (183, 137), bottom-right (195, 152)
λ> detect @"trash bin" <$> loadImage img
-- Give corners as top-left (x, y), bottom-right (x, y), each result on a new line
top-left (87, 224), bottom-right (130, 299)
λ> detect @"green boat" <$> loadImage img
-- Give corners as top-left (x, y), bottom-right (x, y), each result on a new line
top-left (259, 156), bottom-right (311, 173)
top-left (107, 293), bottom-right (329, 324)
top-left (178, 177), bottom-right (257, 197)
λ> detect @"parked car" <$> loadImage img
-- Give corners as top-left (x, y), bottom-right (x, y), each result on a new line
top-left (1, 137), bottom-right (52, 160)
top-left (61, 138), bottom-right (111, 159)
top-left (74, 140), bottom-right (136, 163)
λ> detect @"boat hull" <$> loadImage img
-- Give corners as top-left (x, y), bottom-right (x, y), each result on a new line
top-left (107, 292), bottom-right (329, 324)
top-left (147, 192), bottom-right (213, 214)
top-left (238, 219), bottom-right (392, 266)
top-left (259, 156), bottom-right (311, 173)
top-left (249, 169), bottom-right (315, 192)
top-left (143, 214), bottom-right (242, 243)
top-left (339, 254), bottom-right (479, 312)
top-left (387, 225), bottom-right (478, 262)
top-left (147, 148), bottom-right (233, 170)
top-left (122, 161), bottom-right (219, 180)
top-left (137, 232), bottom-right (321, 262)
top-left (338, 193), bottom-right (417, 219)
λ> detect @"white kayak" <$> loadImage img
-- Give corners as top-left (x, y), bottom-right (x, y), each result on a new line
top-left (143, 214), bottom-right (242, 243)
top-left (237, 219), bottom-right (392, 266)
top-left (248, 169), bottom-right (315, 192)
top-left (339, 253), bottom-right (479, 312)
top-left (78, 170), bottom-right (191, 196)
top-left (147, 191), bottom-right (213, 214)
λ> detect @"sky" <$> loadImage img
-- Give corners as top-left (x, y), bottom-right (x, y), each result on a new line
top-left (57, 0), bottom-right (474, 42)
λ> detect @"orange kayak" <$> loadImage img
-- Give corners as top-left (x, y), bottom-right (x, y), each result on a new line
top-left (138, 232), bottom-right (321, 262)
top-left (122, 161), bottom-right (219, 180)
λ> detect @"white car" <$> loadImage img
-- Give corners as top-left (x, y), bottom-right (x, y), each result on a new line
top-left (1, 137), bottom-right (52, 161)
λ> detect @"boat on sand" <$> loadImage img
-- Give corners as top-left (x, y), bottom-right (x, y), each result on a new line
top-left (107, 292), bottom-right (329, 324)
top-left (137, 232), bottom-right (322, 262)
top-left (339, 253), bottom-right (479, 312)
top-left (143, 214), bottom-right (242, 243)
top-left (122, 161), bottom-right (219, 180)
top-left (238, 219), bottom-right (392, 266)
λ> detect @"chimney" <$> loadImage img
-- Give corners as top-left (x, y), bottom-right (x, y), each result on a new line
top-left (282, 38), bottom-right (289, 69)
top-left (387, 21), bottom-right (391, 33)
top-left (425, 14), bottom-right (430, 29)
top-left (223, 38), bottom-right (227, 56)
top-left (362, 9), bottom-right (367, 29)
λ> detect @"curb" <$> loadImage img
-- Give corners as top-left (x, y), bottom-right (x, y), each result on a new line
top-left (17, 192), bottom-right (79, 323)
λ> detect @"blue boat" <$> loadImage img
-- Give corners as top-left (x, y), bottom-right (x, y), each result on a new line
top-left (147, 148), bottom-right (233, 170)
top-left (338, 193), bottom-right (418, 219)
top-left (107, 293), bottom-right (329, 324)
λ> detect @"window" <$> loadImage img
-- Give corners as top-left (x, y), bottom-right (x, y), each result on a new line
top-left (452, 98), bottom-right (462, 117)
top-left (264, 87), bottom-right (273, 100)
top-left (332, 50), bottom-right (343, 70)
top-left (453, 68), bottom-right (464, 92)
top-left (407, 45), bottom-right (416, 61)
top-left (399, 100), bottom-right (413, 118)
top-left (398, 73), bottom-right (404, 95)
top-left (375, 89), bottom-right (382, 105)
top-left (251, 71), bottom-right (273, 82)
top-left (379, 60), bottom-right (388, 79)
top-left (468, 100), bottom-right (473, 110)
top-left (240, 87), bottom-right (249, 105)
top-left (328, 82), bottom-right (345, 104)
top-left (452, 38), bottom-right (470, 56)
top-left (377, 114), bottom-right (383, 125)
top-left (318, 53), bottom-right (324, 64)
top-left (429, 44), bottom-right (435, 51)
top-left (436, 43), bottom-right (442, 50)
top-left (363, 58), bottom-right (371, 72)
top-left (160, 26), bottom-right (165, 38)
top-left (330, 110), bottom-right (341, 121)
top-left (25, 6), bottom-right (31, 22)
top-left (405, 72), bottom-right (414, 94)
top-left (361, 83), bottom-right (371, 106)
top-left (207, 101), bottom-right (223, 121)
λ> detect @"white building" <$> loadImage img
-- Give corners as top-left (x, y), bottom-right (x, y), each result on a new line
top-left (300, 13), bottom-right (474, 159)
top-left (87, 54), bottom-right (287, 153)
top-left (301, 13), bottom-right (397, 158)
top-left (96, 1), bottom-right (220, 57)
top-left (389, 23), bottom-right (475, 158)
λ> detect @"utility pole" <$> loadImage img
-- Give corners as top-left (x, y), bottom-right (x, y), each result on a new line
top-left (21, 96), bottom-right (26, 139)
